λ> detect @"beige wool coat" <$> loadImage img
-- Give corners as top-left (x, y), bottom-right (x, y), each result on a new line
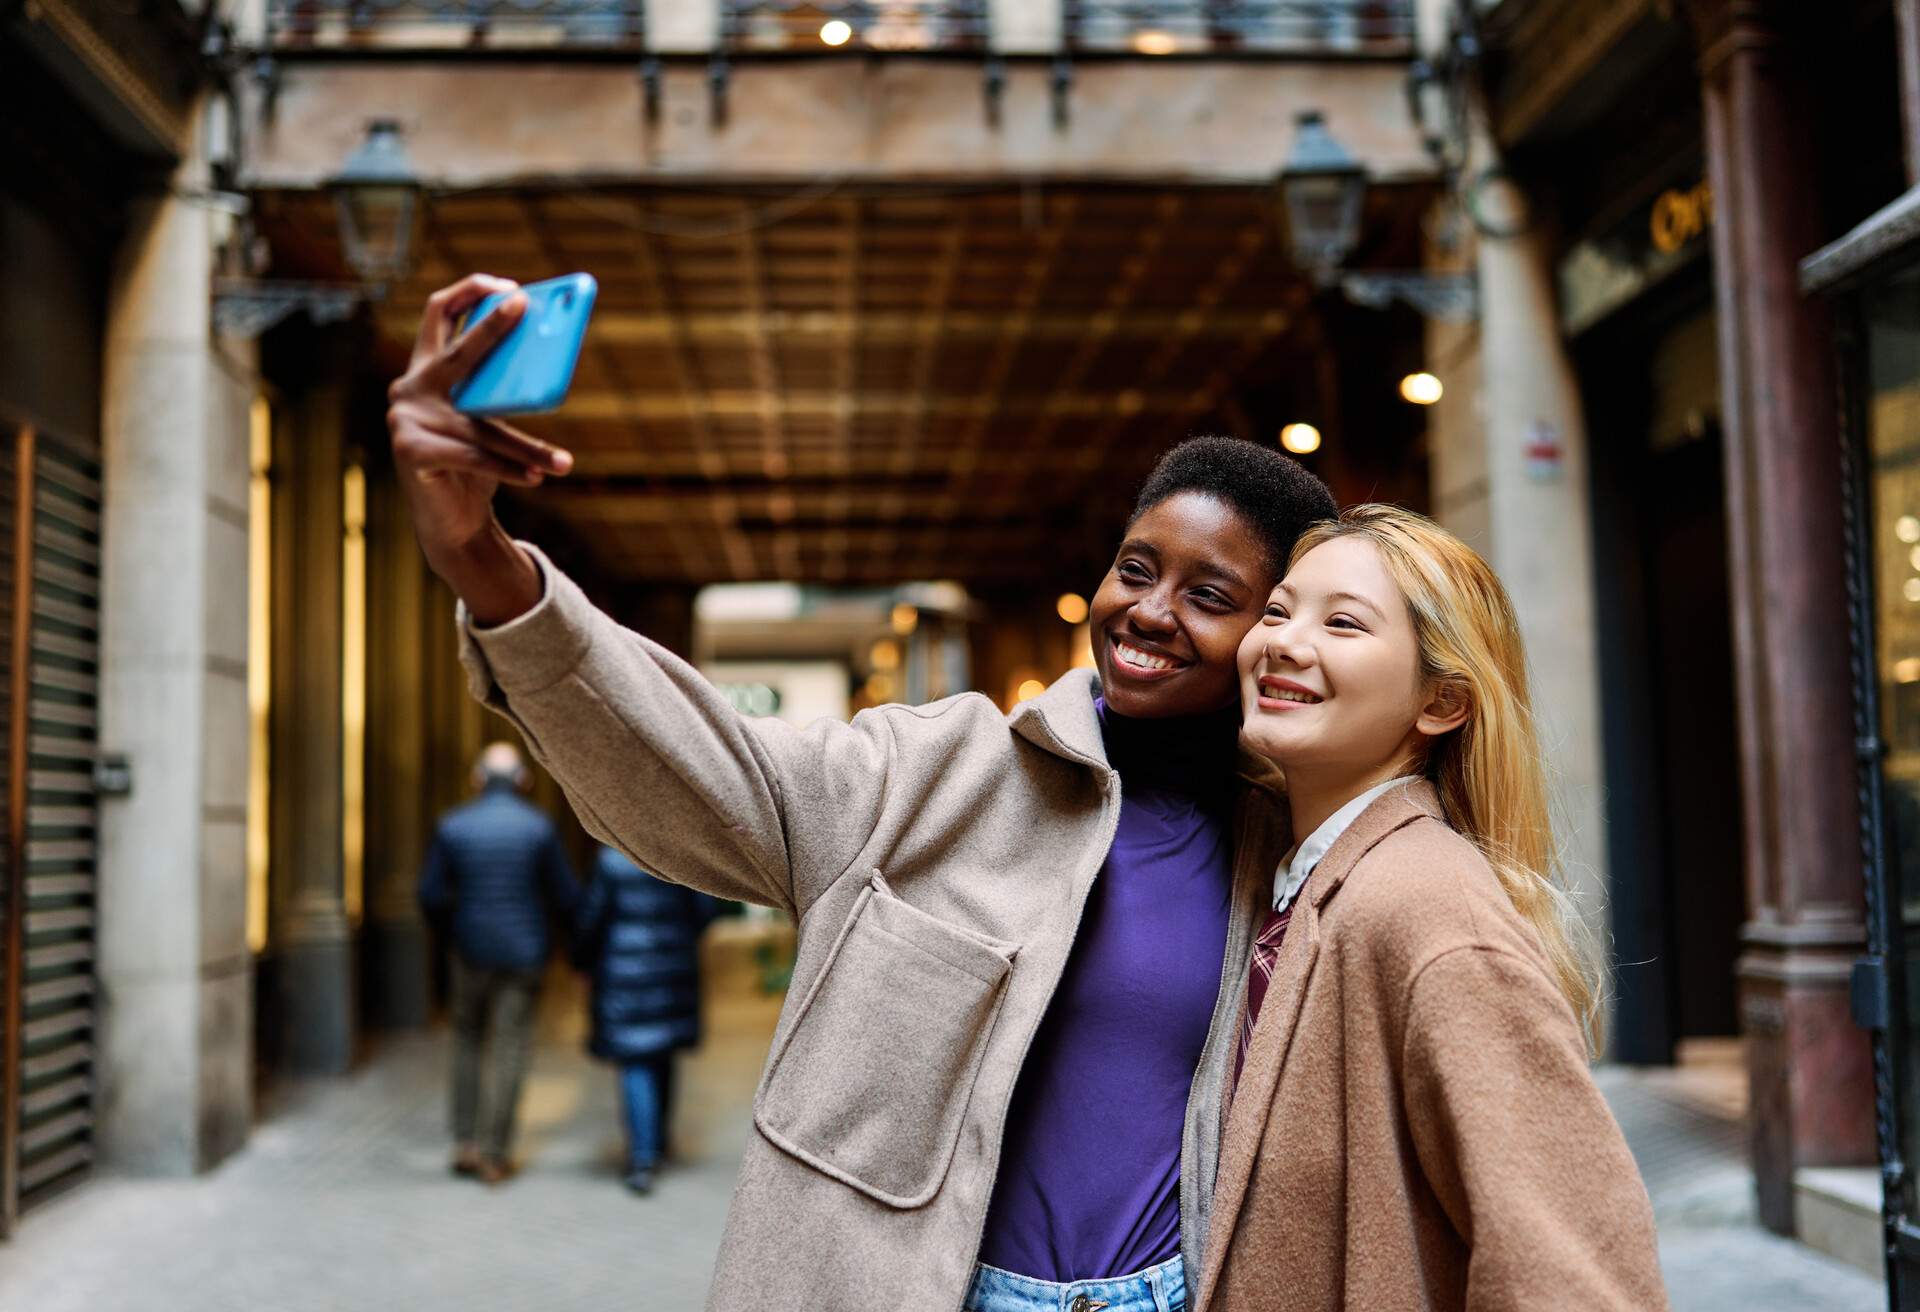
top-left (1197, 781), bottom-right (1669, 1312)
top-left (458, 546), bottom-right (1292, 1311)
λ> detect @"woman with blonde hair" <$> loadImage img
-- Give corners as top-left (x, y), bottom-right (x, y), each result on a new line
top-left (1198, 504), bottom-right (1667, 1311)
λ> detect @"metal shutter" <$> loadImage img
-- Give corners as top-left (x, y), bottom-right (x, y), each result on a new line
top-left (1, 427), bottom-right (101, 1232)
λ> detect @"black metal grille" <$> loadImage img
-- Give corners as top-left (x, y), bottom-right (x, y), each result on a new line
top-left (1064, 0), bottom-right (1413, 52)
top-left (265, 0), bottom-right (1411, 53)
top-left (268, 0), bottom-right (646, 50)
top-left (722, 1), bottom-right (989, 51)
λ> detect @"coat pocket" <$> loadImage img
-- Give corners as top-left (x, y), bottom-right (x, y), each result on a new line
top-left (754, 872), bottom-right (1017, 1209)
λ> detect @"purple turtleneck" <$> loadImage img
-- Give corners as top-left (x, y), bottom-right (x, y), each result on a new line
top-left (976, 697), bottom-right (1240, 1282)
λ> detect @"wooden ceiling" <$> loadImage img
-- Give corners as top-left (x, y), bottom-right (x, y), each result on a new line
top-left (255, 182), bottom-right (1429, 589)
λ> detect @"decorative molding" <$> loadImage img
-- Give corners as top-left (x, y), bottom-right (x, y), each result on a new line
top-left (1484, 0), bottom-right (1659, 148)
top-left (25, 0), bottom-right (190, 152)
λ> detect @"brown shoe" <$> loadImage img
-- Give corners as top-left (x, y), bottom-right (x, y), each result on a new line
top-left (451, 1144), bottom-right (482, 1178)
top-left (476, 1157), bottom-right (513, 1186)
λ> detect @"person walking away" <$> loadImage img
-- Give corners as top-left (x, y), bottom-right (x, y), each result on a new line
top-left (419, 741), bottom-right (579, 1185)
top-left (573, 845), bottom-right (721, 1195)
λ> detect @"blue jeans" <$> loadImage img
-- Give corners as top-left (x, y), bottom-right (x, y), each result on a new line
top-left (618, 1055), bottom-right (677, 1171)
top-left (964, 1254), bottom-right (1186, 1312)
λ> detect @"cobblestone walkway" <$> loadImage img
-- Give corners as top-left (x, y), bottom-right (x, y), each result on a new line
top-left (0, 997), bottom-right (1894, 1311)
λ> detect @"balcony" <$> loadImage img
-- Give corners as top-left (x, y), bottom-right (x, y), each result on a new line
top-left (263, 0), bottom-right (1411, 56)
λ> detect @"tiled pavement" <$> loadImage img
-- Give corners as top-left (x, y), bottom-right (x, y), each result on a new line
top-left (1598, 1066), bottom-right (1888, 1312)
top-left (0, 986), bottom-right (1894, 1311)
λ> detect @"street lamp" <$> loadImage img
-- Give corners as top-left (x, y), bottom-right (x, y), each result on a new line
top-left (1277, 111), bottom-right (1367, 284)
top-left (1279, 109), bottom-right (1479, 321)
top-left (329, 119), bottom-right (422, 290)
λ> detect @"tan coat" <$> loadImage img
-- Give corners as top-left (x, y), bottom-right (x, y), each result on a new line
top-left (459, 546), bottom-right (1291, 1311)
top-left (1197, 782), bottom-right (1669, 1312)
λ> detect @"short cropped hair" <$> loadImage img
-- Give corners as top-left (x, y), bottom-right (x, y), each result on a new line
top-left (1130, 435), bottom-right (1337, 574)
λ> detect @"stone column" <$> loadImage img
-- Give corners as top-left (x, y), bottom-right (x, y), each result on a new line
top-left (1686, 0), bottom-right (1873, 1233)
top-left (361, 469), bottom-right (431, 1028)
top-left (96, 134), bottom-right (256, 1172)
top-left (1416, 2), bottom-right (1612, 990)
top-left (268, 358), bottom-right (354, 1074)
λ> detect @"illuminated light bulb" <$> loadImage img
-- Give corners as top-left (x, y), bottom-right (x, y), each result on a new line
top-left (1399, 372), bottom-right (1444, 405)
top-left (1280, 423), bottom-right (1322, 455)
top-left (1905, 578), bottom-right (1920, 603)
top-left (1900, 515), bottom-right (1920, 544)
top-left (1016, 679), bottom-right (1046, 703)
top-left (890, 603), bottom-right (918, 635)
top-left (820, 19), bottom-right (853, 46)
top-left (1056, 593), bottom-right (1089, 624)
top-left (869, 639), bottom-right (900, 671)
top-left (1897, 657), bottom-right (1920, 684)
top-left (1132, 29), bottom-right (1178, 55)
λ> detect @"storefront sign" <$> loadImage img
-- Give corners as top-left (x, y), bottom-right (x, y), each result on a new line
top-left (1649, 181), bottom-right (1714, 255)
top-left (1558, 172), bottom-right (1714, 336)
top-left (718, 683), bottom-right (783, 717)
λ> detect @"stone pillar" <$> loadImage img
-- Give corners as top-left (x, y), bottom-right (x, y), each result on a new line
top-left (268, 358), bottom-right (354, 1073)
top-left (1687, 0), bottom-right (1873, 1233)
top-left (361, 469), bottom-right (431, 1028)
top-left (96, 137), bottom-right (256, 1173)
top-left (1417, 3), bottom-right (1612, 992)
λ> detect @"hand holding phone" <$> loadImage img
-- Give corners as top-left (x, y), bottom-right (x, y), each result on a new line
top-left (450, 272), bottom-right (598, 417)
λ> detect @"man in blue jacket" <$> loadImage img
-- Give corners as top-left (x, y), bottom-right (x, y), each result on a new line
top-left (573, 846), bottom-right (721, 1195)
top-left (419, 742), bottom-right (578, 1184)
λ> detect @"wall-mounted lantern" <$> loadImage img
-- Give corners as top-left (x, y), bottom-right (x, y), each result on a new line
top-left (1277, 111), bottom-right (1367, 284)
top-left (328, 119), bottom-right (422, 290)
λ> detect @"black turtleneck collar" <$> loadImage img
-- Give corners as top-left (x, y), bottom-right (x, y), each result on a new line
top-left (1095, 695), bottom-right (1242, 803)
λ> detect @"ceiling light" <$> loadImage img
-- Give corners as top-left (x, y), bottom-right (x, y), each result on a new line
top-left (1056, 593), bottom-right (1089, 624)
top-left (820, 19), bottom-right (853, 46)
top-left (1281, 423), bottom-right (1322, 455)
top-left (1399, 372), bottom-right (1444, 405)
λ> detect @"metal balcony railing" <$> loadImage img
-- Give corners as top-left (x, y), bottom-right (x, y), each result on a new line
top-left (721, 2), bottom-right (989, 52)
top-left (1064, 1), bottom-right (1413, 53)
top-left (267, 0), bottom-right (646, 50)
top-left (265, 0), bottom-right (1409, 54)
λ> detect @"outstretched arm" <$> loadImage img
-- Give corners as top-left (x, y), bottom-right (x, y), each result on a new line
top-left (391, 278), bottom-right (891, 917)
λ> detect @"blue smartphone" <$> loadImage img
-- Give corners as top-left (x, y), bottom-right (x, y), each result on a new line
top-left (450, 272), bottom-right (598, 417)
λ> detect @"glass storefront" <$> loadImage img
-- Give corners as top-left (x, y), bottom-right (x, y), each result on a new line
top-left (1865, 265), bottom-right (1920, 1233)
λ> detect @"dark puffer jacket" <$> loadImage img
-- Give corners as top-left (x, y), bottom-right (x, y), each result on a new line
top-left (418, 782), bottom-right (578, 972)
top-left (573, 847), bottom-right (721, 1061)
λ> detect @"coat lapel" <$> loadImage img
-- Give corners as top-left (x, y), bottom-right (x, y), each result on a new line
top-left (1194, 779), bottom-right (1446, 1310)
top-left (1008, 668), bottom-right (1107, 770)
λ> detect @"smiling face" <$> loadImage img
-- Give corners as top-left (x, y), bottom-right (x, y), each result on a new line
top-left (1237, 534), bottom-right (1444, 779)
top-left (1088, 491), bottom-right (1277, 720)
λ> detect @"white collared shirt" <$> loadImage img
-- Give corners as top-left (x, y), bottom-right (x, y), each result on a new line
top-left (1271, 776), bottom-right (1420, 914)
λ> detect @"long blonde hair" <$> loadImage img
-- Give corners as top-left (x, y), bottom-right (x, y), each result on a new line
top-left (1291, 505), bottom-right (1606, 1051)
